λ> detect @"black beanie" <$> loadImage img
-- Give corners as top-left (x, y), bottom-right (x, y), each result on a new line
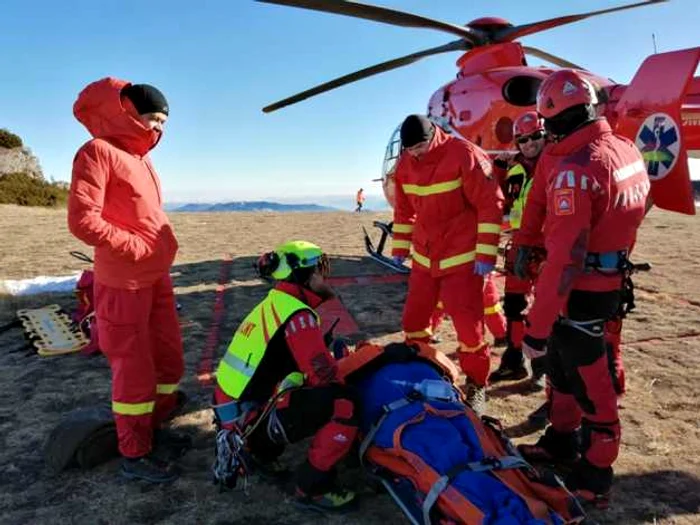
top-left (400, 114), bottom-right (434, 148)
top-left (121, 84), bottom-right (169, 116)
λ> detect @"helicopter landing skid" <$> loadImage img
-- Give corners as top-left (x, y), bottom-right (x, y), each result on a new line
top-left (362, 222), bottom-right (410, 274)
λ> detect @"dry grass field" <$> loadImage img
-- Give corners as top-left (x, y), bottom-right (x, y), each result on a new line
top-left (0, 204), bottom-right (699, 525)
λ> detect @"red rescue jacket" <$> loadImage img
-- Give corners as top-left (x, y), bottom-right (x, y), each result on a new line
top-left (68, 77), bottom-right (178, 290)
top-left (525, 119), bottom-right (649, 339)
top-left (391, 127), bottom-right (504, 277)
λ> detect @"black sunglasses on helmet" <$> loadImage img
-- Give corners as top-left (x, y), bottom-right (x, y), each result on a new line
top-left (516, 130), bottom-right (546, 145)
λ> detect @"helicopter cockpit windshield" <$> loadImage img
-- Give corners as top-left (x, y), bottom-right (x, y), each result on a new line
top-left (381, 124), bottom-right (402, 180)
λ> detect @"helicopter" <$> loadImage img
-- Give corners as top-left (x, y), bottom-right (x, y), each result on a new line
top-left (257, 0), bottom-right (699, 268)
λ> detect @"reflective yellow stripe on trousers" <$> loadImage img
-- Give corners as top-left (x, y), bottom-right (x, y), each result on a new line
top-left (112, 400), bottom-right (155, 416)
top-left (156, 383), bottom-right (179, 395)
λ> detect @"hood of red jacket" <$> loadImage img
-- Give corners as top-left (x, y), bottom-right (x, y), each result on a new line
top-left (73, 77), bottom-right (161, 157)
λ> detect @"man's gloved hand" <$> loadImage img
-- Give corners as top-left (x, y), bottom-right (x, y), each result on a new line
top-left (392, 255), bottom-right (406, 266)
top-left (328, 337), bottom-right (352, 360)
top-left (474, 261), bottom-right (495, 276)
top-left (513, 245), bottom-right (534, 280)
top-left (522, 334), bottom-right (547, 360)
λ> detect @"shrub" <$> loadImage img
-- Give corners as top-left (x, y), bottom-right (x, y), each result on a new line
top-left (0, 172), bottom-right (69, 207)
top-left (0, 129), bottom-right (23, 149)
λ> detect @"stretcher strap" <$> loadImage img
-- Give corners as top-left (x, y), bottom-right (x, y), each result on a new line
top-left (421, 456), bottom-right (530, 525)
top-left (359, 398), bottom-right (411, 467)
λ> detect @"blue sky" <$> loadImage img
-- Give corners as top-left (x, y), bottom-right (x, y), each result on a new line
top-left (1, 0), bottom-right (699, 205)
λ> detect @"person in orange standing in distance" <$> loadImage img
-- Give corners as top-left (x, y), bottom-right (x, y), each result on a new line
top-left (355, 188), bottom-right (366, 212)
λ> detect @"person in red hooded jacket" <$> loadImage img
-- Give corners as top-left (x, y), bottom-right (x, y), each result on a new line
top-left (68, 78), bottom-right (187, 483)
top-left (391, 115), bottom-right (504, 414)
top-left (514, 70), bottom-right (649, 508)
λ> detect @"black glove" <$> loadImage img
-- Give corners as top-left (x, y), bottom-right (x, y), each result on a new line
top-left (323, 318), bottom-right (340, 347)
top-left (513, 245), bottom-right (534, 280)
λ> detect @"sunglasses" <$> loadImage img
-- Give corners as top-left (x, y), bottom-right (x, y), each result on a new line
top-left (302, 254), bottom-right (331, 278)
top-left (516, 131), bottom-right (546, 145)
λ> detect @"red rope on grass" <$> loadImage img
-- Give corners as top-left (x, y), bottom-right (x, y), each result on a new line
top-left (197, 254), bottom-right (233, 387)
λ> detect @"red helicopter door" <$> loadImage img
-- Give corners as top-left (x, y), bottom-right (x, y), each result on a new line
top-left (613, 47), bottom-right (700, 215)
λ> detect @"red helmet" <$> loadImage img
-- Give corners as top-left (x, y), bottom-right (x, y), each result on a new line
top-left (512, 111), bottom-right (544, 138)
top-left (536, 69), bottom-right (598, 119)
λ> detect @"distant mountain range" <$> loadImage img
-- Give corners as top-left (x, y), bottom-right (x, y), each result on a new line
top-left (168, 201), bottom-right (338, 213)
top-left (165, 195), bottom-right (392, 213)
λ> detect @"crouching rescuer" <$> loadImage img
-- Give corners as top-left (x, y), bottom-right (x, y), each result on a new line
top-left (211, 241), bottom-right (358, 512)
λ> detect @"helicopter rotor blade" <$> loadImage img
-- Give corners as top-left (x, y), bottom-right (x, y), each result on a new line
top-left (523, 46), bottom-right (586, 71)
top-left (256, 0), bottom-right (486, 46)
top-left (493, 0), bottom-right (668, 42)
top-left (262, 39), bottom-right (470, 113)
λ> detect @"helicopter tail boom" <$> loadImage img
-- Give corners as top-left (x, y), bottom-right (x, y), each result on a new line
top-left (613, 47), bottom-right (700, 215)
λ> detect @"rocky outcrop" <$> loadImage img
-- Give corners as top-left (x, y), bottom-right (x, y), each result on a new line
top-left (0, 147), bottom-right (44, 180)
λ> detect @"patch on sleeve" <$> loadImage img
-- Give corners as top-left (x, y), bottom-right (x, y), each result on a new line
top-left (478, 157), bottom-right (494, 180)
top-left (553, 189), bottom-right (575, 216)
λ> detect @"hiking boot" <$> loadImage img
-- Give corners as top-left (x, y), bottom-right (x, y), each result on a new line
top-left (489, 347), bottom-right (527, 383)
top-left (464, 380), bottom-right (487, 416)
top-left (528, 357), bottom-right (547, 391)
top-left (517, 426), bottom-right (580, 466)
top-left (120, 454), bottom-right (179, 483)
top-left (250, 454), bottom-right (292, 484)
top-left (565, 460), bottom-right (613, 510)
top-left (153, 428), bottom-right (193, 460)
top-left (527, 401), bottom-right (549, 427)
top-left (294, 487), bottom-right (357, 513)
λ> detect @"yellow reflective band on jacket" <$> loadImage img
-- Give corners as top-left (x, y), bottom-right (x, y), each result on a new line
top-left (402, 178), bottom-right (461, 197)
top-left (393, 239), bottom-right (411, 250)
top-left (156, 383), bottom-right (179, 395)
top-left (477, 223), bottom-right (501, 234)
top-left (413, 249), bottom-right (476, 271)
top-left (476, 244), bottom-right (499, 256)
top-left (508, 163), bottom-right (533, 230)
top-left (112, 400), bottom-right (155, 416)
top-left (216, 289), bottom-right (316, 399)
top-left (393, 223), bottom-right (414, 234)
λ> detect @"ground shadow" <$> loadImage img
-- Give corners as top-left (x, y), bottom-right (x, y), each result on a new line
top-left (587, 470), bottom-right (700, 524)
top-left (0, 252), bottom-right (410, 507)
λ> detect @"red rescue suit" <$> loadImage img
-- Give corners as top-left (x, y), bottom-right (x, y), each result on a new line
top-left (213, 282), bottom-right (357, 495)
top-left (391, 127), bottom-right (504, 386)
top-left (68, 78), bottom-right (183, 458)
top-left (522, 119), bottom-right (649, 470)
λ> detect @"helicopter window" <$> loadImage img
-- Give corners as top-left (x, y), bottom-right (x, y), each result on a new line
top-left (502, 75), bottom-right (543, 107)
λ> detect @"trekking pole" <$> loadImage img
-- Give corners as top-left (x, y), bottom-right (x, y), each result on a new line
top-left (69, 251), bottom-right (93, 264)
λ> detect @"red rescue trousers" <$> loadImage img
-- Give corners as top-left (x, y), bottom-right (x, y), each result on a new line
top-left (482, 273), bottom-right (506, 341)
top-left (403, 267), bottom-right (490, 386)
top-left (95, 275), bottom-right (184, 458)
top-left (430, 273), bottom-right (506, 343)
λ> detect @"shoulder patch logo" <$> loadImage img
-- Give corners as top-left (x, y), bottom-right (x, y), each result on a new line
top-left (553, 188), bottom-right (575, 216)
